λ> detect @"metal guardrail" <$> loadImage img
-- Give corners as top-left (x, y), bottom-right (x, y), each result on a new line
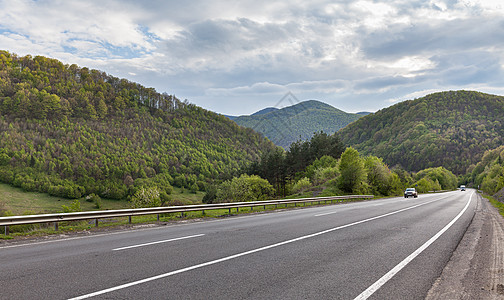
top-left (0, 195), bottom-right (373, 235)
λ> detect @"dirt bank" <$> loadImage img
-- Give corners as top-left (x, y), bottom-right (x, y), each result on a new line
top-left (426, 193), bottom-right (504, 299)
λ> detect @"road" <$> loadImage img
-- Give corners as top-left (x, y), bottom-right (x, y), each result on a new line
top-left (0, 190), bottom-right (476, 299)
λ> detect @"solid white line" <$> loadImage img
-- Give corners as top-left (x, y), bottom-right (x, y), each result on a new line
top-left (112, 234), bottom-right (205, 251)
top-left (68, 197), bottom-right (448, 299)
top-left (353, 192), bottom-right (474, 300)
top-left (314, 197), bottom-right (441, 217)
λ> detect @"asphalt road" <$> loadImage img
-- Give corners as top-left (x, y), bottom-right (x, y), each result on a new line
top-left (0, 190), bottom-right (476, 300)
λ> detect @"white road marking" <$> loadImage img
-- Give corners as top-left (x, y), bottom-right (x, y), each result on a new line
top-left (314, 197), bottom-right (441, 217)
top-left (314, 196), bottom-right (449, 217)
top-left (353, 192), bottom-right (474, 300)
top-left (112, 234), bottom-right (205, 251)
top-left (68, 196), bottom-right (454, 300)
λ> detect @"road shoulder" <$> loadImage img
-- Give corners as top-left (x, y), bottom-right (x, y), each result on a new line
top-left (426, 192), bottom-right (504, 299)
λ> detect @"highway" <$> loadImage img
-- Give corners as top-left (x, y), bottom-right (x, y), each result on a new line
top-left (0, 190), bottom-right (476, 299)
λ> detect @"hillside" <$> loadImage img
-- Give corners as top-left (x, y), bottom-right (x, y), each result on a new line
top-left (233, 100), bottom-right (362, 149)
top-left (0, 51), bottom-right (275, 200)
top-left (338, 90), bottom-right (504, 174)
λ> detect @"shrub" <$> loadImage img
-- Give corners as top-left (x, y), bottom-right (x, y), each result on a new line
top-left (86, 193), bottom-right (102, 209)
top-left (61, 199), bottom-right (82, 213)
top-left (292, 177), bottom-right (312, 194)
top-left (129, 187), bottom-right (161, 208)
top-left (215, 174), bottom-right (275, 202)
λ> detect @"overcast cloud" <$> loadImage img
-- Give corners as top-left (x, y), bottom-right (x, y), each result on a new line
top-left (1, 0), bottom-right (504, 115)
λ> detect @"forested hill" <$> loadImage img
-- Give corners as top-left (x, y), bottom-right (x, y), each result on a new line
top-left (0, 51), bottom-right (275, 200)
top-left (337, 90), bottom-right (504, 175)
top-left (233, 100), bottom-right (362, 149)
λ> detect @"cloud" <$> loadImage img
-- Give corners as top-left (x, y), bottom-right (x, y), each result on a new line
top-left (1, 0), bottom-right (504, 115)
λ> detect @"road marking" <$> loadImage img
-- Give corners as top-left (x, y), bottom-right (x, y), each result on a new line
top-left (353, 192), bottom-right (474, 300)
top-left (112, 234), bottom-right (205, 251)
top-left (68, 196), bottom-right (453, 299)
top-left (314, 197), bottom-right (443, 217)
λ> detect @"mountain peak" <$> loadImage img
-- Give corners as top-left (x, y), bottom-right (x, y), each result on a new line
top-left (233, 99), bottom-right (361, 148)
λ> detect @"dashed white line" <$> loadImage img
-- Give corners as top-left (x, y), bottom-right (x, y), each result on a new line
top-left (68, 195), bottom-right (454, 299)
top-left (112, 234), bottom-right (205, 251)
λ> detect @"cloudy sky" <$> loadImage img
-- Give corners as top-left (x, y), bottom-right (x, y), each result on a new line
top-left (1, 0), bottom-right (504, 115)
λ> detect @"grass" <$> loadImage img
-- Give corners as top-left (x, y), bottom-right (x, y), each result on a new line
top-left (0, 183), bottom-right (205, 216)
top-left (483, 193), bottom-right (504, 217)
top-left (0, 183), bottom-right (128, 215)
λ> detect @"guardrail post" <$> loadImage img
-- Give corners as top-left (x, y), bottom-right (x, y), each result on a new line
top-left (251, 206), bottom-right (253, 211)
top-left (228, 208), bottom-right (231, 214)
top-left (157, 214), bottom-right (160, 221)
top-left (128, 216), bottom-right (132, 224)
top-left (4, 225), bottom-right (8, 236)
top-left (54, 222), bottom-right (59, 231)
top-left (181, 212), bottom-right (184, 218)
top-left (95, 219), bottom-right (99, 227)
top-left (236, 207), bottom-right (239, 213)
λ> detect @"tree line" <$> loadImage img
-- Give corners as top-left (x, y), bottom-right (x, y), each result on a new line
top-left (204, 131), bottom-right (459, 203)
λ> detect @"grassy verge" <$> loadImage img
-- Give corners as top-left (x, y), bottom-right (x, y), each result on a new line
top-left (482, 193), bottom-right (504, 218)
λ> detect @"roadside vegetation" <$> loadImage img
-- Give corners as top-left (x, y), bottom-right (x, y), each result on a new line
top-left (204, 131), bottom-right (458, 204)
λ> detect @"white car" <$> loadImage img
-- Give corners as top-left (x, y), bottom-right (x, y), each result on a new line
top-left (404, 188), bottom-right (418, 198)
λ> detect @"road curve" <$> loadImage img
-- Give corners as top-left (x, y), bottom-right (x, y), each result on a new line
top-left (0, 190), bottom-right (476, 299)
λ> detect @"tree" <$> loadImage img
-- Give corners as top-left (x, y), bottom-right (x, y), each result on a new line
top-left (337, 147), bottom-right (367, 193)
top-left (364, 156), bottom-right (401, 196)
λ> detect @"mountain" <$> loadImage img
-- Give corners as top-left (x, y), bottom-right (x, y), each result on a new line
top-left (223, 107), bottom-right (279, 121)
top-left (356, 111), bottom-right (372, 116)
top-left (337, 90), bottom-right (504, 175)
top-left (233, 100), bottom-right (362, 149)
top-left (0, 51), bottom-right (275, 200)
top-left (251, 107), bottom-right (279, 116)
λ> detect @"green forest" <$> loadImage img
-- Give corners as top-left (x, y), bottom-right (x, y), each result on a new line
top-left (0, 51), bottom-right (275, 202)
top-left (338, 91), bottom-right (504, 175)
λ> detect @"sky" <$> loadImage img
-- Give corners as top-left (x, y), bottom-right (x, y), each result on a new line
top-left (1, 0), bottom-right (504, 115)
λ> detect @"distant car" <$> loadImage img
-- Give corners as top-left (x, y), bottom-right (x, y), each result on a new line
top-left (460, 185), bottom-right (466, 191)
top-left (404, 188), bottom-right (418, 198)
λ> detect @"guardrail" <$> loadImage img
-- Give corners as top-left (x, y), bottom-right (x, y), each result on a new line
top-left (0, 195), bottom-right (373, 235)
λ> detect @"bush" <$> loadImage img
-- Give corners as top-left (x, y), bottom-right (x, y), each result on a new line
top-left (215, 174), bottom-right (275, 202)
top-left (202, 185), bottom-right (218, 204)
top-left (61, 199), bottom-right (82, 213)
top-left (292, 177), bottom-right (312, 194)
top-left (129, 187), bottom-right (161, 208)
top-left (86, 193), bottom-right (102, 209)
